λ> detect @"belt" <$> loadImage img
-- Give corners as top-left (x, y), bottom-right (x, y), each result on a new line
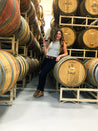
top-left (46, 55), bottom-right (56, 59)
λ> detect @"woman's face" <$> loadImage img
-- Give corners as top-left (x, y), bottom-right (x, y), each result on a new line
top-left (56, 31), bottom-right (62, 40)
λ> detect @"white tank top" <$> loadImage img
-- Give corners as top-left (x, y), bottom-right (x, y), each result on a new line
top-left (46, 40), bottom-right (60, 57)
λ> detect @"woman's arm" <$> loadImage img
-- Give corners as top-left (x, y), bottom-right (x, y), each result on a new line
top-left (43, 40), bottom-right (50, 54)
top-left (56, 41), bottom-right (68, 61)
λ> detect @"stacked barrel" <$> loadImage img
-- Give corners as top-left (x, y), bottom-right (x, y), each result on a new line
top-left (0, 0), bottom-right (21, 37)
top-left (0, 0), bottom-right (44, 97)
top-left (52, 0), bottom-right (98, 88)
top-left (20, 0), bottom-right (44, 54)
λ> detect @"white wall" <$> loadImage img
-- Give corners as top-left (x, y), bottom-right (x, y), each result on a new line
top-left (40, 0), bottom-right (53, 37)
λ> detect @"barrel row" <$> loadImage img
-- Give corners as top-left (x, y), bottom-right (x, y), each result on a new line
top-left (53, 56), bottom-right (98, 87)
top-left (0, 51), bottom-right (97, 96)
top-left (0, 0), bottom-right (43, 56)
top-left (0, 50), bottom-right (40, 96)
top-left (52, 0), bottom-right (98, 22)
top-left (20, 0), bottom-right (44, 21)
top-left (50, 26), bottom-right (98, 49)
top-left (19, 0), bottom-right (44, 54)
top-left (20, 0), bottom-right (45, 41)
top-left (52, 0), bottom-right (98, 89)
top-left (50, 0), bottom-right (98, 51)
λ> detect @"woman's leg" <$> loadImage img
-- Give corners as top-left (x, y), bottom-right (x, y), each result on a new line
top-left (33, 58), bottom-right (49, 97)
top-left (37, 58), bottom-right (56, 91)
top-left (33, 58), bottom-right (56, 97)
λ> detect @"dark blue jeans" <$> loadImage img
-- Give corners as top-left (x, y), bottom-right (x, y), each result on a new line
top-left (37, 58), bottom-right (57, 91)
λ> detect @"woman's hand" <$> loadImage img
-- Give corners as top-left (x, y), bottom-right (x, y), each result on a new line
top-left (56, 52), bottom-right (68, 61)
top-left (56, 56), bottom-right (61, 61)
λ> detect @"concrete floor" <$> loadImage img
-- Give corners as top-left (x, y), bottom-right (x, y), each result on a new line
top-left (0, 75), bottom-right (98, 131)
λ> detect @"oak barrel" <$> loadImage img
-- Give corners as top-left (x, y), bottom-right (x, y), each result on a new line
top-left (28, 31), bottom-right (35, 50)
top-left (53, 0), bottom-right (78, 22)
top-left (32, 37), bottom-right (42, 54)
top-left (31, 0), bottom-right (39, 11)
top-left (0, 0), bottom-right (21, 36)
top-left (16, 55), bottom-right (29, 81)
top-left (27, 1), bottom-right (36, 25)
top-left (15, 16), bottom-right (31, 46)
top-left (39, 4), bottom-right (44, 19)
top-left (60, 27), bottom-right (76, 47)
top-left (0, 50), bottom-right (19, 95)
top-left (26, 57), bottom-right (34, 75)
top-left (80, 0), bottom-right (98, 17)
top-left (53, 56), bottom-right (86, 87)
top-left (32, 58), bottom-right (40, 75)
top-left (20, 0), bottom-right (31, 12)
top-left (84, 58), bottom-right (98, 87)
top-left (78, 28), bottom-right (98, 49)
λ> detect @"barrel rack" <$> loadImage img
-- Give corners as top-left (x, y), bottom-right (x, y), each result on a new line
top-left (67, 48), bottom-right (98, 59)
top-left (59, 83), bottom-right (98, 104)
top-left (17, 78), bottom-right (26, 89)
top-left (0, 36), bottom-right (28, 105)
top-left (57, 48), bottom-right (98, 103)
top-left (59, 15), bottom-right (98, 27)
top-left (0, 35), bottom-right (19, 55)
top-left (58, 15), bottom-right (98, 103)
top-left (0, 85), bottom-right (16, 106)
top-left (0, 35), bottom-right (29, 56)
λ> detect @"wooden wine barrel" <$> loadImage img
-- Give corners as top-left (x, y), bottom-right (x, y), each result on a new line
top-left (28, 31), bottom-right (35, 50)
top-left (36, 4), bottom-right (44, 20)
top-left (84, 58), bottom-right (98, 87)
top-left (20, 0), bottom-right (31, 12)
top-left (31, 0), bottom-right (39, 11)
top-left (32, 16), bottom-right (41, 40)
top-left (50, 18), bottom-right (59, 29)
top-left (16, 56), bottom-right (29, 81)
top-left (53, 0), bottom-right (78, 22)
top-left (32, 58), bottom-right (40, 75)
top-left (60, 27), bottom-right (76, 47)
top-left (80, 0), bottom-right (98, 17)
top-left (53, 56), bottom-right (86, 87)
top-left (78, 28), bottom-right (98, 49)
top-left (26, 57), bottom-right (34, 74)
top-left (49, 25), bottom-right (60, 41)
top-left (39, 4), bottom-right (44, 19)
top-left (36, 6), bottom-right (41, 20)
top-left (15, 16), bottom-right (31, 46)
top-left (50, 18), bottom-right (55, 28)
top-left (38, 19), bottom-right (42, 27)
top-left (32, 37), bottom-right (42, 54)
top-left (34, 58), bottom-right (40, 71)
top-left (27, 1), bottom-right (36, 25)
top-left (0, 50), bottom-right (19, 95)
top-left (0, 0), bottom-right (21, 36)
top-left (29, 14), bottom-right (41, 40)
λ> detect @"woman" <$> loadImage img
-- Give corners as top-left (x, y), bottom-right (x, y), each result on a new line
top-left (33, 29), bottom-right (68, 98)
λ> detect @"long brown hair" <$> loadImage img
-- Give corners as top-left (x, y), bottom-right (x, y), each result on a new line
top-left (53, 29), bottom-right (64, 54)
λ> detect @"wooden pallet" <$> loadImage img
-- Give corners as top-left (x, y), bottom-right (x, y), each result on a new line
top-left (28, 50), bottom-right (33, 58)
top-left (0, 36), bottom-right (19, 55)
top-left (0, 85), bottom-right (16, 106)
top-left (18, 45), bottom-right (28, 57)
top-left (67, 48), bottom-right (98, 59)
top-left (59, 15), bottom-right (98, 28)
top-left (60, 84), bottom-right (98, 103)
top-left (26, 74), bottom-right (32, 83)
top-left (17, 78), bottom-right (26, 89)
